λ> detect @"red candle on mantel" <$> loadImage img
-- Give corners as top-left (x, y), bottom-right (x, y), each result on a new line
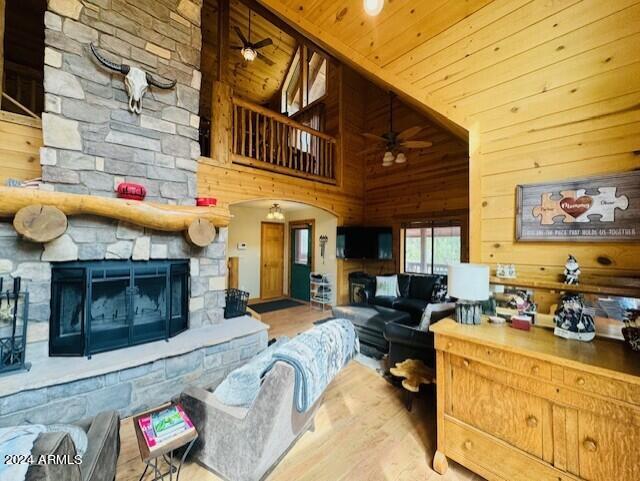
top-left (196, 197), bottom-right (217, 207)
top-left (117, 183), bottom-right (146, 201)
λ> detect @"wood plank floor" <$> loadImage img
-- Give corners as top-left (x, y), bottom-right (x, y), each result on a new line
top-left (115, 303), bottom-right (484, 481)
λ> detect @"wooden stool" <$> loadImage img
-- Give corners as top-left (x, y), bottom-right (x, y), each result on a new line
top-left (389, 359), bottom-right (435, 411)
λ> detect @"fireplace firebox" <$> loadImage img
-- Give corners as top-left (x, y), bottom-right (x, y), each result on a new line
top-left (50, 260), bottom-right (189, 357)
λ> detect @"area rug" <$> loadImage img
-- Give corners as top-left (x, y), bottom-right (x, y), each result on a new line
top-left (249, 299), bottom-right (305, 314)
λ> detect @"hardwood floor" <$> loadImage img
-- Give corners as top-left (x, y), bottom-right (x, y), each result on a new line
top-left (115, 304), bottom-right (484, 481)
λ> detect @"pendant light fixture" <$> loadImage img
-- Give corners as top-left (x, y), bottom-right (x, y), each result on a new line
top-left (267, 203), bottom-right (284, 220)
top-left (363, 0), bottom-right (384, 16)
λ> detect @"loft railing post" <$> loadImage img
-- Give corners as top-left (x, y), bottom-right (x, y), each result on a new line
top-left (211, 81), bottom-right (233, 164)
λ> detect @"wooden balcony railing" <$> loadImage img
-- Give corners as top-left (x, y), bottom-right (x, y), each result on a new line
top-left (231, 97), bottom-right (337, 184)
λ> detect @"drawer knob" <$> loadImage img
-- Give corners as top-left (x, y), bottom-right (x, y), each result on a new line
top-left (463, 359), bottom-right (470, 368)
top-left (576, 377), bottom-right (586, 386)
top-left (447, 342), bottom-right (453, 349)
top-left (526, 415), bottom-right (538, 428)
top-left (583, 438), bottom-right (597, 452)
top-left (531, 366), bottom-right (540, 375)
top-left (463, 440), bottom-right (473, 450)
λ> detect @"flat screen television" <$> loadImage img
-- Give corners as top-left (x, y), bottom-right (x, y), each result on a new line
top-left (336, 226), bottom-right (392, 260)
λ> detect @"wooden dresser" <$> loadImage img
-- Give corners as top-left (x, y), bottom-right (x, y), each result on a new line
top-left (429, 319), bottom-right (640, 481)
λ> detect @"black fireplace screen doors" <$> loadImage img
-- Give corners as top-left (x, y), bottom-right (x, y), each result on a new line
top-left (50, 260), bottom-right (189, 357)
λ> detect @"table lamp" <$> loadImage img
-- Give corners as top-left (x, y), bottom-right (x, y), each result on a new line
top-left (448, 263), bottom-right (490, 325)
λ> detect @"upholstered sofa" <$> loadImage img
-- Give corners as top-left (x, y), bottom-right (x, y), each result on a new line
top-left (180, 362), bottom-right (321, 481)
top-left (25, 410), bottom-right (120, 481)
top-left (367, 273), bottom-right (446, 323)
top-left (337, 273), bottom-right (451, 359)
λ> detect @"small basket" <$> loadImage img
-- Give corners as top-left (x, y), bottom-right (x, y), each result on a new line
top-left (622, 326), bottom-right (640, 352)
top-left (224, 288), bottom-right (249, 319)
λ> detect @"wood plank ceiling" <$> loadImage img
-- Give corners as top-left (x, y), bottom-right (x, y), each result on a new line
top-left (255, 0), bottom-right (640, 282)
top-left (201, 0), bottom-right (297, 112)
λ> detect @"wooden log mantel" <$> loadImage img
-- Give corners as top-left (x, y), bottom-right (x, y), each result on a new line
top-left (0, 187), bottom-right (231, 246)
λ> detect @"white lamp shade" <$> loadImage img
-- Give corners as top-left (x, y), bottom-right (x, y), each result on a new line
top-left (382, 151), bottom-right (394, 166)
top-left (448, 263), bottom-right (490, 301)
top-left (364, 0), bottom-right (384, 16)
top-left (395, 152), bottom-right (407, 164)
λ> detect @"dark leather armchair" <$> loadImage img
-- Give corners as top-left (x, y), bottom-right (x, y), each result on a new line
top-left (384, 303), bottom-right (455, 369)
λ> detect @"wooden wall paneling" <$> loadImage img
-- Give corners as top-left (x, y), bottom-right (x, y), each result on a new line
top-left (260, 0), bottom-right (640, 284)
top-left (210, 81), bottom-right (233, 164)
top-left (0, 115), bottom-right (42, 184)
top-left (0, 0), bottom-right (5, 98)
top-left (362, 82), bottom-right (469, 265)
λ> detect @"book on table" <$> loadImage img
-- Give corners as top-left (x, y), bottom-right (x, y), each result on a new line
top-left (138, 404), bottom-right (196, 451)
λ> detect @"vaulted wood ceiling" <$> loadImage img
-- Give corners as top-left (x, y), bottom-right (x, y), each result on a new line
top-left (201, 0), bottom-right (297, 117)
top-left (255, 0), bottom-right (640, 282)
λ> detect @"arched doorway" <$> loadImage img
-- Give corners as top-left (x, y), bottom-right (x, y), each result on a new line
top-left (227, 199), bottom-right (338, 308)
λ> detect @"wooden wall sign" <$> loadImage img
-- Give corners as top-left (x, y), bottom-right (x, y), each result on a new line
top-left (516, 171), bottom-right (639, 242)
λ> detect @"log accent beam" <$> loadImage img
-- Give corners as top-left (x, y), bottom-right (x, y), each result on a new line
top-left (0, 187), bottom-right (231, 244)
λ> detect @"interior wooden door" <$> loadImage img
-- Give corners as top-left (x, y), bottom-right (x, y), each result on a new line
top-left (260, 222), bottom-right (284, 300)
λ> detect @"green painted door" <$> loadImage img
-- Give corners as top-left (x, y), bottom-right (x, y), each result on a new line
top-left (290, 225), bottom-right (312, 301)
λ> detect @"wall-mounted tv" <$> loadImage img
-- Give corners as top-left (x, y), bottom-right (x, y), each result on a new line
top-left (336, 226), bottom-right (393, 260)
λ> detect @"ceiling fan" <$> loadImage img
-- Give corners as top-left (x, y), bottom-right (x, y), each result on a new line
top-left (231, 9), bottom-right (274, 66)
top-left (362, 92), bottom-right (433, 166)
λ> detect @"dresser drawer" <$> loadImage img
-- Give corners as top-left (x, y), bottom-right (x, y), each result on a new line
top-left (444, 418), bottom-right (575, 481)
top-left (448, 356), bottom-right (550, 460)
top-left (564, 368), bottom-right (640, 406)
top-left (439, 335), bottom-right (552, 381)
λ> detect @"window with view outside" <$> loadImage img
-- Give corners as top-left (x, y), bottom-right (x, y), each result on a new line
top-left (294, 228), bottom-right (309, 265)
top-left (281, 46), bottom-right (328, 116)
top-left (404, 226), bottom-right (461, 275)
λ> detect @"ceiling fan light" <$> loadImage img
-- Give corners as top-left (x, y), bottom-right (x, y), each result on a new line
top-left (395, 152), bottom-right (407, 164)
top-left (363, 0), bottom-right (384, 16)
top-left (382, 150), bottom-right (395, 166)
top-left (241, 47), bottom-right (257, 62)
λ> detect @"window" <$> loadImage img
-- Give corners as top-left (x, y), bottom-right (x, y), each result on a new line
top-left (307, 47), bottom-right (327, 104)
top-left (282, 48), bottom-right (302, 115)
top-left (403, 224), bottom-right (461, 275)
top-left (281, 45), bottom-right (328, 116)
top-left (294, 228), bottom-right (309, 265)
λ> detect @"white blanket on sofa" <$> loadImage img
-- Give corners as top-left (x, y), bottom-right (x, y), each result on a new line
top-left (0, 425), bottom-right (46, 481)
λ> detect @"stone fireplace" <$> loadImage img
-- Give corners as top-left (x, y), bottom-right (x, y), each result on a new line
top-left (0, 0), bottom-right (268, 427)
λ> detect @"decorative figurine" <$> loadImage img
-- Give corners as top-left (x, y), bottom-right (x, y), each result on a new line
top-left (553, 293), bottom-right (595, 341)
top-left (497, 264), bottom-right (517, 279)
top-left (432, 278), bottom-right (448, 302)
top-left (506, 290), bottom-right (536, 315)
top-left (563, 255), bottom-right (581, 285)
top-left (622, 309), bottom-right (640, 352)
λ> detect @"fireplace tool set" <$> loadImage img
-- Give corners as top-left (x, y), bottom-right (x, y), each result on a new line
top-left (0, 276), bottom-right (30, 375)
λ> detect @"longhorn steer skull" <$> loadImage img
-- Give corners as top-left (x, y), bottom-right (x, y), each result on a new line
top-left (90, 43), bottom-right (176, 114)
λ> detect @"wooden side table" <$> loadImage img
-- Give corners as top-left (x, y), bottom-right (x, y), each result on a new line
top-left (133, 403), bottom-right (198, 481)
top-left (389, 359), bottom-right (435, 411)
